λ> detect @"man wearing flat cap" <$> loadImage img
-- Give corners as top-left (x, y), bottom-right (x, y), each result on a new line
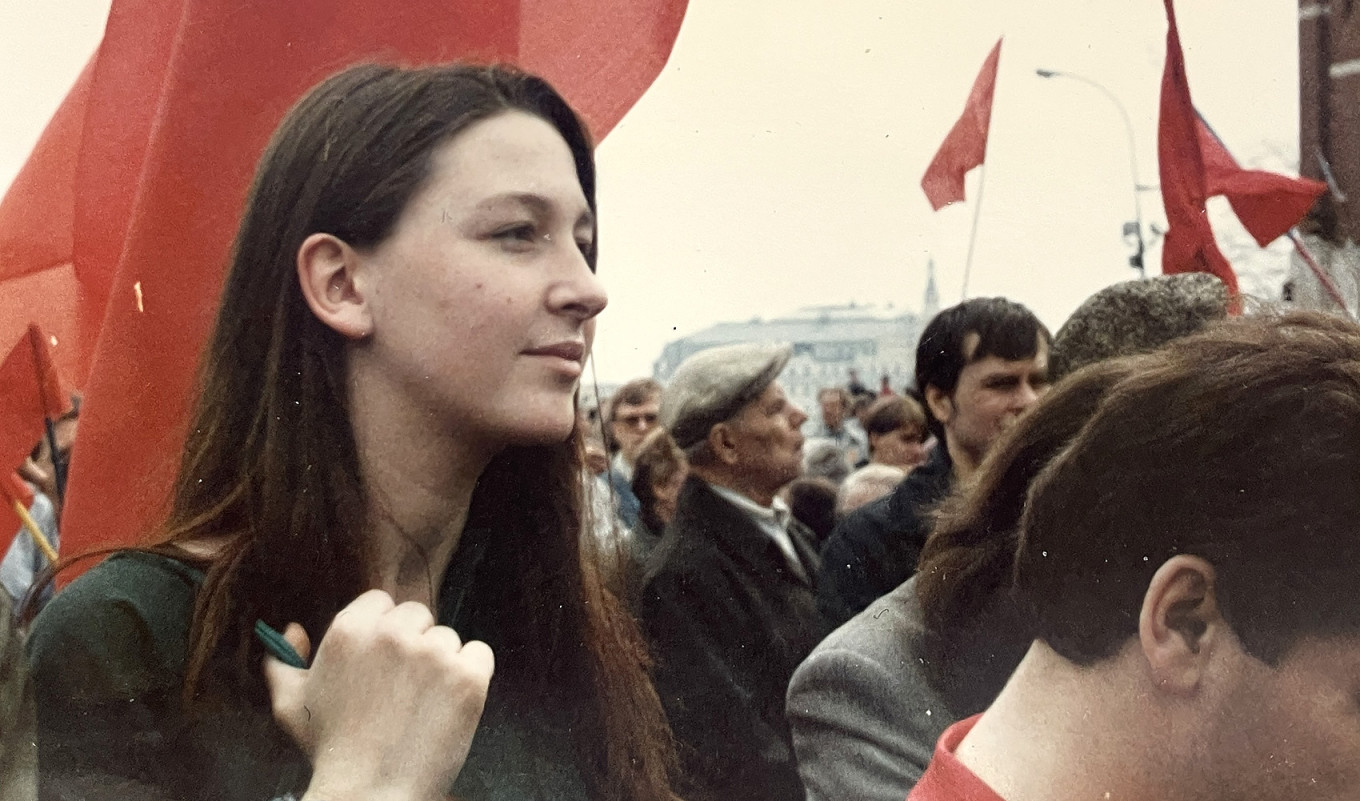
top-left (639, 342), bottom-right (825, 801)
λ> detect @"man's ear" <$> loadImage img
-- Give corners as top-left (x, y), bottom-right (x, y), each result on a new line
top-left (296, 232), bottom-right (372, 340)
top-left (1139, 554), bottom-right (1224, 694)
top-left (924, 384), bottom-right (954, 427)
top-left (706, 422), bottom-right (742, 467)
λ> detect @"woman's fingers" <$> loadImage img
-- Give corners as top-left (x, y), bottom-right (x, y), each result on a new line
top-left (262, 591), bottom-right (495, 801)
top-left (262, 624), bottom-right (313, 750)
top-left (281, 622), bottom-right (312, 661)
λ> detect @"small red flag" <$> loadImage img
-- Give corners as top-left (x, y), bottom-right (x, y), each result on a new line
top-left (1157, 0), bottom-right (1238, 296)
top-left (922, 38), bottom-right (1003, 212)
top-left (0, 325), bottom-right (68, 540)
top-left (1196, 115), bottom-right (1327, 248)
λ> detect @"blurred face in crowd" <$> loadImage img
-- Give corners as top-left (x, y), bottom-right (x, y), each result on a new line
top-left (650, 463), bottom-right (688, 528)
top-left (20, 416), bottom-right (78, 516)
top-left (928, 332), bottom-right (1049, 470)
top-left (725, 382), bottom-right (808, 497)
top-left (869, 424), bottom-right (927, 470)
top-left (818, 391), bottom-right (847, 430)
top-left (611, 393), bottom-right (661, 464)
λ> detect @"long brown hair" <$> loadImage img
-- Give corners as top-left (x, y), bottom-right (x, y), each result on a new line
top-left (157, 63), bottom-right (677, 801)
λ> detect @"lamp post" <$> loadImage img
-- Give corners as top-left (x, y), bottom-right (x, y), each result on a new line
top-left (1036, 68), bottom-right (1147, 278)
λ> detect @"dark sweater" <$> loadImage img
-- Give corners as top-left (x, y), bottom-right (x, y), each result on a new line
top-left (27, 542), bottom-right (588, 801)
top-left (816, 446), bottom-right (954, 630)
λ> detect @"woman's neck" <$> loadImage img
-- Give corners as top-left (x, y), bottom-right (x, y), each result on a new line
top-left (348, 371), bottom-right (497, 608)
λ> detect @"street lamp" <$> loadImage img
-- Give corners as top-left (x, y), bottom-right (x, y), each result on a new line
top-left (1036, 68), bottom-right (1147, 277)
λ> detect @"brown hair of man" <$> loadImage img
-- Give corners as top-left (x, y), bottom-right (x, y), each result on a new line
top-left (1016, 311), bottom-right (1360, 666)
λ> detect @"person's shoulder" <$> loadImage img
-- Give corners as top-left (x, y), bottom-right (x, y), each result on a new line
top-left (27, 551), bottom-right (201, 699)
top-left (807, 578), bottom-right (926, 662)
top-left (823, 486), bottom-right (901, 554)
top-left (38, 551), bottom-right (201, 620)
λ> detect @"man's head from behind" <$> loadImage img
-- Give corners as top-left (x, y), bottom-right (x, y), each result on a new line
top-left (1014, 311), bottom-right (1360, 799)
top-left (608, 377), bottom-right (663, 465)
top-left (662, 343), bottom-right (806, 507)
top-left (915, 298), bottom-right (1051, 474)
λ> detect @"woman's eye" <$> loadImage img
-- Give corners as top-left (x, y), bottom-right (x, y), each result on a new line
top-left (492, 224), bottom-right (537, 245)
top-left (575, 238), bottom-right (593, 255)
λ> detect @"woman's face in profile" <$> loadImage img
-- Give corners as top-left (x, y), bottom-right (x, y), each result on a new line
top-left (355, 110), bottom-right (608, 446)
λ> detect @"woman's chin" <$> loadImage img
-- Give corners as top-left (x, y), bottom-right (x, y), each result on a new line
top-left (499, 410), bottom-right (579, 448)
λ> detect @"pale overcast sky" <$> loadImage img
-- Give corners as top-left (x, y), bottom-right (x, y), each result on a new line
top-left (1, 0), bottom-right (1299, 383)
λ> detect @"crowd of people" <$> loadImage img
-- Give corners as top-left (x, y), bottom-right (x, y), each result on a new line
top-left (1, 61), bottom-right (1358, 801)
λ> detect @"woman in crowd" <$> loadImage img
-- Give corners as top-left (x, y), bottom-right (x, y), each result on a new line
top-left (862, 394), bottom-right (930, 471)
top-left (630, 428), bottom-right (687, 545)
top-left (27, 63), bottom-right (679, 801)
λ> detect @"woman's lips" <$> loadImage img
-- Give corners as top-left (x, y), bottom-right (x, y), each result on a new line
top-left (524, 341), bottom-right (586, 376)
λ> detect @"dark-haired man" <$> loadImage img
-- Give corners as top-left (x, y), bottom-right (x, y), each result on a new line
top-left (911, 311), bottom-right (1360, 801)
top-left (640, 342), bottom-right (823, 801)
top-left (817, 298), bottom-right (1049, 628)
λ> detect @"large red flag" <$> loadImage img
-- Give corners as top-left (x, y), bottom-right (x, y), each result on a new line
top-left (921, 38), bottom-right (1003, 212)
top-left (0, 0), bottom-right (689, 569)
top-left (1157, 0), bottom-right (1237, 294)
top-left (0, 325), bottom-right (69, 547)
top-left (1195, 114), bottom-right (1327, 248)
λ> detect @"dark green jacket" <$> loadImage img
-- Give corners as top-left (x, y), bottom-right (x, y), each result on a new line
top-left (27, 544), bottom-right (588, 801)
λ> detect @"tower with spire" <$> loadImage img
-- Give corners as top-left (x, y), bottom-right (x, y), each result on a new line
top-left (922, 258), bottom-right (940, 320)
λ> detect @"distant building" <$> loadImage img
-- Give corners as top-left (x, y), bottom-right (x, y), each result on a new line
top-left (654, 263), bottom-right (939, 415)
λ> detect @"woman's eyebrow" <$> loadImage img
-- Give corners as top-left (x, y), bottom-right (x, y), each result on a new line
top-left (475, 192), bottom-right (593, 229)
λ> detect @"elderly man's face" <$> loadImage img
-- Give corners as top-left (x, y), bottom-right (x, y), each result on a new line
top-left (726, 382), bottom-right (807, 494)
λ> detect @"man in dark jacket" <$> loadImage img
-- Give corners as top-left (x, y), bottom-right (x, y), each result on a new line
top-left (640, 342), bottom-right (823, 801)
top-left (817, 298), bottom-right (1050, 629)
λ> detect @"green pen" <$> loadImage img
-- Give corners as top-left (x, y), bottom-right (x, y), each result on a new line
top-left (254, 619), bottom-right (309, 669)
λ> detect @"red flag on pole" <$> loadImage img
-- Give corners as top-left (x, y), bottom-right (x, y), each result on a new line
top-left (922, 38), bottom-right (1003, 212)
top-left (0, 0), bottom-right (689, 569)
top-left (0, 325), bottom-right (69, 542)
top-left (1195, 114), bottom-right (1327, 248)
top-left (1157, 0), bottom-right (1237, 295)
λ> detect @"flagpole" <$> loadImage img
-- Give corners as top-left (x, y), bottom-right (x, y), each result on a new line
top-left (960, 164), bottom-right (988, 300)
top-left (1286, 230), bottom-right (1355, 319)
top-left (12, 499), bottom-right (58, 565)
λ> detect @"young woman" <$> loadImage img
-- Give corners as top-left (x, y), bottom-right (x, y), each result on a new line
top-left (27, 63), bottom-right (679, 801)
top-left (862, 394), bottom-right (930, 471)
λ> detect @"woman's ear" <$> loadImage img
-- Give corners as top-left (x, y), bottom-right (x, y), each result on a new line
top-left (296, 232), bottom-right (373, 340)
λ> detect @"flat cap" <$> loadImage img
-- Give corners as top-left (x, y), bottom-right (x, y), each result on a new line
top-left (661, 342), bottom-right (793, 449)
top-left (1051, 273), bottom-right (1229, 380)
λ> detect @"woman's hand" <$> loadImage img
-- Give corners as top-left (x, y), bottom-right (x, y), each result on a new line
top-left (263, 590), bottom-right (494, 801)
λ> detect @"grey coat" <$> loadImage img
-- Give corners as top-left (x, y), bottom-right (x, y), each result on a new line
top-left (786, 577), bottom-right (1027, 801)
